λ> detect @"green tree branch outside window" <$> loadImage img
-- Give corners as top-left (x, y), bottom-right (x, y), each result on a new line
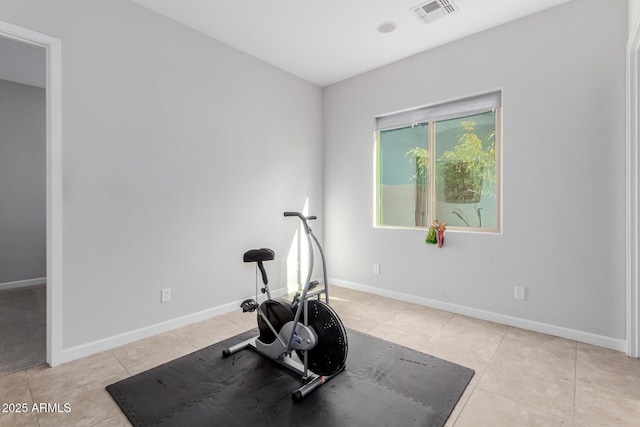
top-left (405, 120), bottom-right (496, 225)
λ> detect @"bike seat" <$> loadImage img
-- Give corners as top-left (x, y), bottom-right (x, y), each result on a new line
top-left (243, 248), bottom-right (275, 263)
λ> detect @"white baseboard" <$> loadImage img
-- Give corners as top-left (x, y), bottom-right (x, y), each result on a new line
top-left (0, 277), bottom-right (46, 291)
top-left (330, 278), bottom-right (627, 353)
top-left (59, 286), bottom-right (289, 364)
top-left (57, 279), bottom-right (627, 365)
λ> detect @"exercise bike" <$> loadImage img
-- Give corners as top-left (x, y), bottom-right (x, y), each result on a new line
top-left (222, 212), bottom-right (348, 402)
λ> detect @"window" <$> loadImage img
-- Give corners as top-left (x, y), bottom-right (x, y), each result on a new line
top-left (376, 91), bottom-right (501, 232)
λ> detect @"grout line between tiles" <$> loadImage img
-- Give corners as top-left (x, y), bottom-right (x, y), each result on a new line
top-left (450, 324), bottom-right (509, 426)
top-left (109, 349), bottom-right (134, 377)
top-left (475, 324), bottom-right (509, 380)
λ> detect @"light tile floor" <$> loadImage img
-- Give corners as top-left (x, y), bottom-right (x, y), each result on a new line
top-left (1, 285), bottom-right (639, 426)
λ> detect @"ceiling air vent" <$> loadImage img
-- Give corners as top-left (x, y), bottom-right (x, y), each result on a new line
top-left (411, 0), bottom-right (459, 24)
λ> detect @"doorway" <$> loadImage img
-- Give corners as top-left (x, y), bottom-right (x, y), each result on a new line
top-left (0, 20), bottom-right (62, 367)
top-left (0, 39), bottom-right (46, 373)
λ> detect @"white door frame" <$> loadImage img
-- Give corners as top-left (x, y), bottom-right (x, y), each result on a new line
top-left (0, 20), bottom-right (63, 366)
top-left (628, 17), bottom-right (640, 359)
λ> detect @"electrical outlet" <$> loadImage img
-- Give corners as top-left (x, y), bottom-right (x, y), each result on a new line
top-left (514, 286), bottom-right (526, 300)
top-left (161, 288), bottom-right (171, 303)
top-left (373, 264), bottom-right (380, 275)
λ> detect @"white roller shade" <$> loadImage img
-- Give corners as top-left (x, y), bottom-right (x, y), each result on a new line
top-left (376, 90), bottom-right (501, 131)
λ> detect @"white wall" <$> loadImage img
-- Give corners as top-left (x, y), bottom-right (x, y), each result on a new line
top-left (0, 79), bottom-right (46, 284)
top-left (0, 0), bottom-right (323, 351)
top-left (324, 0), bottom-right (628, 344)
top-left (631, 0), bottom-right (640, 33)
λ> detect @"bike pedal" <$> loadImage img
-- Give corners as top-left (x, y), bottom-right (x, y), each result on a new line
top-left (240, 299), bottom-right (258, 312)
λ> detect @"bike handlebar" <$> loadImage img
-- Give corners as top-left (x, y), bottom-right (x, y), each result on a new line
top-left (283, 212), bottom-right (316, 220)
top-left (284, 212), bottom-right (317, 233)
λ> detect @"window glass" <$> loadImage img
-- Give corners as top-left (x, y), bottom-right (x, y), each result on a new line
top-left (379, 124), bottom-right (429, 227)
top-left (435, 111), bottom-right (498, 230)
top-left (376, 106), bottom-right (500, 233)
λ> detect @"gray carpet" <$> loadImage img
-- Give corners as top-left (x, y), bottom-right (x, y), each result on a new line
top-left (0, 285), bottom-right (46, 376)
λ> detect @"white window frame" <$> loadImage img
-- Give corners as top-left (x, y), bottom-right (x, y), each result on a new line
top-left (375, 91), bottom-right (502, 233)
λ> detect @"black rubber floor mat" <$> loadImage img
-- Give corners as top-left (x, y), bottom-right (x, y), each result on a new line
top-left (107, 328), bottom-right (474, 427)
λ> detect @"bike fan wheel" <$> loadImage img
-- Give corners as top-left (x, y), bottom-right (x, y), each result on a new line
top-left (296, 299), bottom-right (348, 376)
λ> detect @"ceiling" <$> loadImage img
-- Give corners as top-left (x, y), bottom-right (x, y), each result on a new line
top-left (130, 0), bottom-right (572, 87)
